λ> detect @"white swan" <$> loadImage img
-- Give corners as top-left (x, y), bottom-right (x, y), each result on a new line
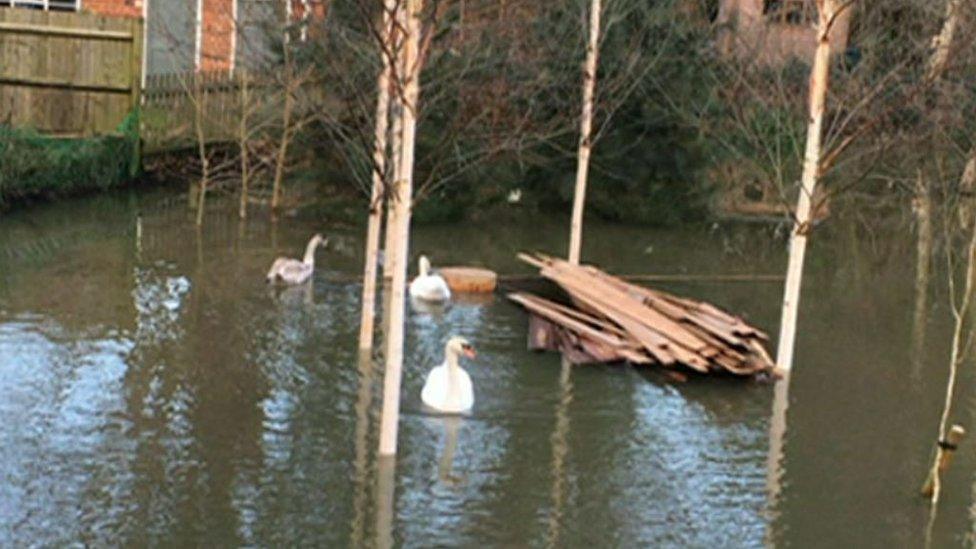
top-left (409, 255), bottom-right (451, 302)
top-left (266, 233), bottom-right (327, 285)
top-left (422, 336), bottom-right (476, 414)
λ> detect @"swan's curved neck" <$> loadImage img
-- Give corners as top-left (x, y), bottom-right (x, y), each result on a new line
top-left (445, 349), bottom-right (461, 371)
top-left (445, 348), bottom-right (462, 401)
top-left (302, 237), bottom-right (319, 266)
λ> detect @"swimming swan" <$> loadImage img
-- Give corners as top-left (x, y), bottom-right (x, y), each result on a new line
top-left (409, 255), bottom-right (451, 302)
top-left (266, 233), bottom-right (327, 285)
top-left (421, 336), bottom-right (476, 414)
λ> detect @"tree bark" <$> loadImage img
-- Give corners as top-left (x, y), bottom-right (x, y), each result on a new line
top-left (359, 1), bottom-right (395, 352)
top-left (774, 0), bottom-right (836, 371)
top-left (926, 0), bottom-right (961, 81)
top-left (194, 72), bottom-right (209, 226)
top-left (959, 154), bottom-right (976, 229)
top-left (921, 0), bottom-right (975, 504)
top-left (382, 13), bottom-right (405, 282)
top-left (925, 218), bottom-right (976, 504)
top-left (271, 70), bottom-right (294, 213)
top-left (567, 0), bottom-right (602, 265)
top-left (383, 84), bottom-right (404, 281)
top-left (379, 0), bottom-right (423, 457)
top-left (238, 69), bottom-right (251, 220)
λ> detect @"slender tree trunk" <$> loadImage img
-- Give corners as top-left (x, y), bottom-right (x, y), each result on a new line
top-left (194, 73), bottom-right (210, 226)
top-left (774, 0), bottom-right (836, 371)
top-left (925, 214), bottom-right (976, 505)
top-left (359, 2), bottom-right (395, 352)
top-left (567, 0), bottom-right (601, 265)
top-left (923, 0), bottom-right (976, 495)
top-left (912, 0), bottom-right (964, 375)
top-left (926, 0), bottom-right (961, 81)
top-left (959, 154), bottom-right (976, 229)
top-left (272, 39), bottom-right (296, 213)
top-left (382, 9), bottom-right (405, 282)
top-left (238, 69), bottom-right (251, 220)
top-left (379, 0), bottom-right (422, 457)
top-left (383, 85), bottom-right (404, 280)
top-left (924, 0), bottom-right (974, 233)
top-left (272, 78), bottom-right (294, 213)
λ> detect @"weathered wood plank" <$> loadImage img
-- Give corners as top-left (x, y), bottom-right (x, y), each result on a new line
top-left (0, 8), bottom-right (139, 136)
top-left (511, 254), bottom-right (776, 377)
top-left (0, 21), bottom-right (133, 40)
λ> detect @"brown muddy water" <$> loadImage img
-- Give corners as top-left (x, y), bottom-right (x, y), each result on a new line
top-left (0, 189), bottom-right (973, 547)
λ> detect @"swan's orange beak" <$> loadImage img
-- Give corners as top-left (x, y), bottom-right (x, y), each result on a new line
top-left (463, 346), bottom-right (477, 359)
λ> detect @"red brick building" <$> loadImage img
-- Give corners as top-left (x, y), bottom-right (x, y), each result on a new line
top-left (0, 0), bottom-right (142, 19)
top-left (0, 0), bottom-right (321, 75)
top-left (85, 0), bottom-right (143, 19)
top-left (717, 0), bottom-right (852, 66)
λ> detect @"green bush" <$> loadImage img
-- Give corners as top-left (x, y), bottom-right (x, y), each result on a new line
top-left (0, 111), bottom-right (139, 206)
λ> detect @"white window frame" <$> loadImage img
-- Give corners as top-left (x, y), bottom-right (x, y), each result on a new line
top-left (0, 0), bottom-right (81, 11)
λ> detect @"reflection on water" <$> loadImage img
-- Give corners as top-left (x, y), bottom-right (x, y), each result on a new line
top-left (547, 359), bottom-right (573, 549)
top-left (409, 294), bottom-right (449, 317)
top-left (436, 416), bottom-right (464, 486)
top-left (765, 371), bottom-right (790, 543)
top-left (350, 351), bottom-right (377, 548)
top-left (0, 189), bottom-right (974, 546)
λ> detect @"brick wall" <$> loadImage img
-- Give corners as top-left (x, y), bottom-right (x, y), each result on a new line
top-left (201, 0), bottom-right (234, 72)
top-left (84, 0), bottom-right (142, 19)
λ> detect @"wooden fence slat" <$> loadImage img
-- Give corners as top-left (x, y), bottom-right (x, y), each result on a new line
top-left (0, 21), bottom-right (133, 40)
top-left (0, 8), bottom-right (140, 136)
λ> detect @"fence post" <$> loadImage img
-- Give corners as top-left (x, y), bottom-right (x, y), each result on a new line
top-left (129, 16), bottom-right (144, 176)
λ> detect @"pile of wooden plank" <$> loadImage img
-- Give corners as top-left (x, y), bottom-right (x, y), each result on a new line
top-left (508, 253), bottom-right (777, 378)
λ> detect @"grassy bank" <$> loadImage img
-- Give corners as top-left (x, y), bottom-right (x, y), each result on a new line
top-left (0, 114), bottom-right (140, 208)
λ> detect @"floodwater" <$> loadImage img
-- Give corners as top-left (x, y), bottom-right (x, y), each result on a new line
top-left (0, 189), bottom-right (974, 547)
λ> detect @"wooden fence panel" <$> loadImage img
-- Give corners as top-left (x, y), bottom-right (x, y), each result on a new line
top-left (0, 8), bottom-right (141, 136)
top-left (142, 69), bottom-right (281, 152)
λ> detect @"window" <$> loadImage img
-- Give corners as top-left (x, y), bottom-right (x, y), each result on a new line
top-left (0, 0), bottom-right (80, 11)
top-left (763, 0), bottom-right (816, 25)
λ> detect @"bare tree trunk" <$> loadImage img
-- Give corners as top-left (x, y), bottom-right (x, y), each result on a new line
top-left (774, 0), bottom-right (836, 371)
top-left (238, 69), bottom-right (251, 220)
top-left (382, 7), bottom-right (406, 283)
top-left (383, 82), bottom-right (404, 281)
top-left (379, 0), bottom-right (422, 457)
top-left (914, 0), bottom-right (964, 370)
top-left (926, 0), bottom-right (961, 81)
top-left (925, 214), bottom-right (976, 505)
top-left (359, 1), bottom-right (395, 352)
top-left (922, 0), bottom-right (976, 501)
top-left (272, 36), bottom-right (298, 213)
top-left (194, 72), bottom-right (210, 227)
top-left (959, 154), bottom-right (976, 229)
top-left (567, 0), bottom-right (601, 265)
top-left (272, 76), bottom-right (294, 213)
top-left (924, 0), bottom-right (974, 232)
